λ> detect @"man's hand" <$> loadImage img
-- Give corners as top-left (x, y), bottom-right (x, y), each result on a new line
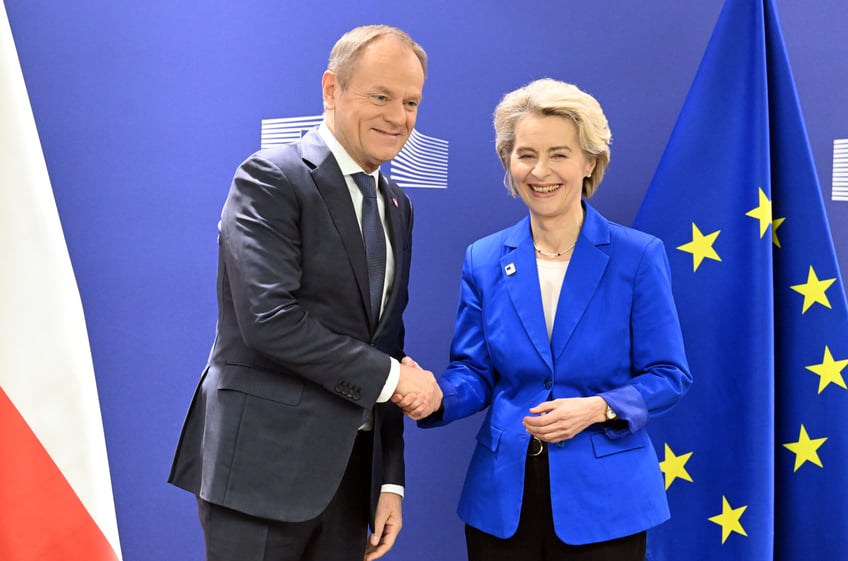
top-left (391, 357), bottom-right (442, 420)
top-left (364, 492), bottom-right (402, 561)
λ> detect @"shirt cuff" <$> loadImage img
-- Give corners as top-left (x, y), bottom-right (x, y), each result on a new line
top-left (376, 358), bottom-right (400, 403)
top-left (381, 484), bottom-right (404, 498)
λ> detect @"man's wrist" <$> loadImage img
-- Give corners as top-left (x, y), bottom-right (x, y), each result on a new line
top-left (381, 483), bottom-right (404, 498)
top-left (376, 358), bottom-right (400, 403)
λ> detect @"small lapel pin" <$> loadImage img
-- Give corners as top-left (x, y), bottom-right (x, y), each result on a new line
top-left (504, 263), bottom-right (516, 276)
top-left (392, 197), bottom-right (398, 208)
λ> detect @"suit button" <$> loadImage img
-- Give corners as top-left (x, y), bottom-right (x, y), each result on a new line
top-left (544, 377), bottom-right (552, 390)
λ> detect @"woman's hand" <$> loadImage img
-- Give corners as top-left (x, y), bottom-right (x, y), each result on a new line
top-left (522, 396), bottom-right (607, 442)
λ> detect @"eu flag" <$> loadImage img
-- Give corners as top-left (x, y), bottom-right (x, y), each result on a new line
top-left (633, 0), bottom-right (848, 559)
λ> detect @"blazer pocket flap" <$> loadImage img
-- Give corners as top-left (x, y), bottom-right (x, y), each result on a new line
top-left (475, 424), bottom-right (503, 452)
top-left (590, 431), bottom-right (646, 458)
top-left (218, 364), bottom-right (304, 406)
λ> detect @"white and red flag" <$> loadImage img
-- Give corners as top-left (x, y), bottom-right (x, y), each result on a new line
top-left (0, 3), bottom-right (122, 560)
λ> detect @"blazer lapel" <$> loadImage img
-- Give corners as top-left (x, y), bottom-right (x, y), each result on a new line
top-left (550, 203), bottom-right (611, 361)
top-left (300, 131), bottom-right (371, 320)
top-left (501, 218), bottom-right (554, 372)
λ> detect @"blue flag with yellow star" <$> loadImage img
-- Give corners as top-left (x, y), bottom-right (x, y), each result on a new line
top-left (633, 0), bottom-right (848, 559)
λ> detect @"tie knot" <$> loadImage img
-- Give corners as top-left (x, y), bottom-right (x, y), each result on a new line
top-left (352, 172), bottom-right (378, 199)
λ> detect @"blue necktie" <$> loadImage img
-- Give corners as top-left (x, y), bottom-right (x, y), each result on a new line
top-left (352, 172), bottom-right (386, 327)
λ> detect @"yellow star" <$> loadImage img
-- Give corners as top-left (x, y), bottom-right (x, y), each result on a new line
top-left (677, 223), bottom-right (721, 272)
top-left (659, 443), bottom-right (693, 490)
top-left (790, 266), bottom-right (836, 313)
top-left (805, 346), bottom-right (848, 394)
top-left (709, 495), bottom-right (748, 543)
top-left (783, 424), bottom-right (827, 472)
top-left (772, 216), bottom-right (786, 248)
top-left (745, 187), bottom-right (772, 238)
top-left (708, 496), bottom-right (748, 544)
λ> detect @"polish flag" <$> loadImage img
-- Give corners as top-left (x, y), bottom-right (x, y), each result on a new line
top-left (0, 5), bottom-right (122, 560)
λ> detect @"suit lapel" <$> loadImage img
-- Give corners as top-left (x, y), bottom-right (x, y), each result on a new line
top-left (300, 131), bottom-right (372, 320)
top-left (550, 203), bottom-right (611, 361)
top-left (501, 218), bottom-right (554, 372)
top-left (375, 174), bottom-right (404, 334)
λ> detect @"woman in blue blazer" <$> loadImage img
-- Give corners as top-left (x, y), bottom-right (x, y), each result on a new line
top-left (415, 79), bottom-right (692, 560)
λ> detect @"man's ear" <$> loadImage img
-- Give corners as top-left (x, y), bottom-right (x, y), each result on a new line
top-left (321, 71), bottom-right (336, 111)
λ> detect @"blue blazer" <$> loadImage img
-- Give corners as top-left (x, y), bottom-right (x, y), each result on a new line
top-left (421, 202), bottom-right (691, 545)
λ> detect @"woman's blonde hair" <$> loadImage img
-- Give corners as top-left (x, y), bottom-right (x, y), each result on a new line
top-left (494, 78), bottom-right (611, 198)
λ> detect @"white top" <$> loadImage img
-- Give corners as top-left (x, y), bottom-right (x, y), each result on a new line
top-left (536, 257), bottom-right (570, 339)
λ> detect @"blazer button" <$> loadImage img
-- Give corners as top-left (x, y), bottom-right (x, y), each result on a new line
top-left (544, 377), bottom-right (552, 390)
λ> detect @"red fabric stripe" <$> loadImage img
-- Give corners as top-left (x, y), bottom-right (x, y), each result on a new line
top-left (0, 387), bottom-right (118, 561)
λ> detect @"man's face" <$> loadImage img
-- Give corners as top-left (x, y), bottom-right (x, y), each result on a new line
top-left (323, 37), bottom-right (425, 173)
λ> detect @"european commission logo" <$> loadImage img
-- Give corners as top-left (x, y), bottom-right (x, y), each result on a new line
top-left (261, 116), bottom-right (449, 189)
top-left (834, 138), bottom-right (848, 202)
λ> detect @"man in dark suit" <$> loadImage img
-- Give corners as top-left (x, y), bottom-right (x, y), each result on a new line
top-left (168, 25), bottom-right (441, 561)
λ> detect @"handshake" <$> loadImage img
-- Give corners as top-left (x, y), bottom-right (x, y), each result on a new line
top-left (391, 357), bottom-right (442, 420)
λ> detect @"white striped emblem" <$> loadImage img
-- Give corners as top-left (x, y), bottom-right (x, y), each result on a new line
top-left (833, 138), bottom-right (848, 201)
top-left (260, 115), bottom-right (449, 189)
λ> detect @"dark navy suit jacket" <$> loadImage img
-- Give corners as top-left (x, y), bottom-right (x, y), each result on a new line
top-left (169, 129), bottom-right (412, 524)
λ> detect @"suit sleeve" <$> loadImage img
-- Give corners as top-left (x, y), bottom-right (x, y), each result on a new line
top-left (219, 153), bottom-right (390, 406)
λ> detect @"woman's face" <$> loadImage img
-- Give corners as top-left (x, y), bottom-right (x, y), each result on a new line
top-left (509, 114), bottom-right (596, 221)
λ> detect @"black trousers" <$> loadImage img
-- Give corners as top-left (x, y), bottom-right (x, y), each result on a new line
top-left (197, 430), bottom-right (372, 561)
top-left (465, 440), bottom-right (646, 561)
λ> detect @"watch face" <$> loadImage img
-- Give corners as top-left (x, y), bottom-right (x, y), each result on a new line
top-left (606, 406), bottom-right (616, 420)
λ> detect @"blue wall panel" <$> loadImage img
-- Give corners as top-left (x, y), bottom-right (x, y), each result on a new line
top-left (5, 1), bottom-right (846, 559)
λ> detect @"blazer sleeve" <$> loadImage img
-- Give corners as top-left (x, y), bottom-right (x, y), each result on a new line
top-left (420, 243), bottom-right (496, 427)
top-left (601, 237), bottom-right (692, 436)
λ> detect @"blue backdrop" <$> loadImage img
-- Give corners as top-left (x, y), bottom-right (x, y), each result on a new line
top-left (5, 1), bottom-right (847, 559)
